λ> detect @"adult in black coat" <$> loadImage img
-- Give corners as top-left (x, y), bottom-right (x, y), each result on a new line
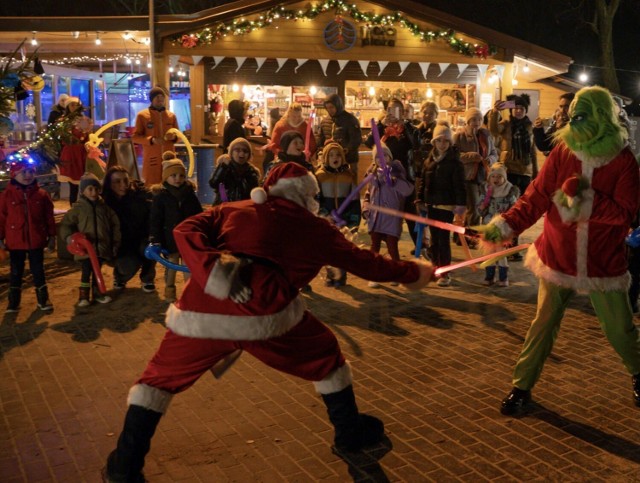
top-left (223, 99), bottom-right (248, 153)
top-left (318, 94), bottom-right (362, 171)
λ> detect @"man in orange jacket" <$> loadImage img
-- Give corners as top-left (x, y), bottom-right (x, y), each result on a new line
top-left (132, 86), bottom-right (179, 185)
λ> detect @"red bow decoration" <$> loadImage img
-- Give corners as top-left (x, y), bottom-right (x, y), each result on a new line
top-left (181, 35), bottom-right (199, 48)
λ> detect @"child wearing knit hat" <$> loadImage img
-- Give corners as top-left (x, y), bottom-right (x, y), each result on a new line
top-left (149, 152), bottom-right (203, 301)
top-left (477, 162), bottom-right (520, 286)
top-left (60, 172), bottom-right (121, 306)
top-left (208, 137), bottom-right (260, 205)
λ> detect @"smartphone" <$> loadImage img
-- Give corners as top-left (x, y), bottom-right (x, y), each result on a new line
top-left (499, 100), bottom-right (516, 110)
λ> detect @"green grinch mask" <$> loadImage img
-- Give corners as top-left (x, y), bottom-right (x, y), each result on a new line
top-left (554, 86), bottom-right (626, 160)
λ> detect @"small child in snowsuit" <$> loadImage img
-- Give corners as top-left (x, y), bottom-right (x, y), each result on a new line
top-left (477, 162), bottom-right (520, 286)
top-left (149, 152), bottom-right (203, 302)
top-left (209, 137), bottom-right (261, 205)
top-left (362, 143), bottom-right (414, 288)
top-left (315, 141), bottom-right (361, 286)
top-left (0, 161), bottom-right (56, 312)
top-left (60, 173), bottom-right (121, 306)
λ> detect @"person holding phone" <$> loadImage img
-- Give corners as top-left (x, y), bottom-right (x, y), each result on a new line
top-left (488, 94), bottom-right (537, 261)
top-left (532, 92), bottom-right (575, 155)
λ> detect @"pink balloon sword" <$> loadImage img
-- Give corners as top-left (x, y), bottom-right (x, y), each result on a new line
top-left (434, 244), bottom-right (531, 276)
top-left (367, 205), bottom-right (465, 234)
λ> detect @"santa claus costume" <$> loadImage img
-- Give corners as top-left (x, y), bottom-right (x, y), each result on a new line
top-left (104, 163), bottom-right (433, 482)
top-left (484, 86), bottom-right (640, 415)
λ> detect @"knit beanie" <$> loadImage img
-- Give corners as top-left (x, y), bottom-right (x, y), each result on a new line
top-left (371, 143), bottom-right (393, 163)
top-left (161, 151), bottom-right (186, 181)
top-left (465, 107), bottom-right (483, 123)
top-left (79, 172), bottom-right (101, 193)
top-left (149, 86), bottom-right (167, 102)
top-left (227, 137), bottom-right (253, 160)
top-left (431, 121), bottom-right (453, 144)
top-left (280, 130), bottom-right (304, 154)
top-left (489, 162), bottom-right (507, 180)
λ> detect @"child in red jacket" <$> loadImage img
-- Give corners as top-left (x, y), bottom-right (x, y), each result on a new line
top-left (0, 160), bottom-right (56, 312)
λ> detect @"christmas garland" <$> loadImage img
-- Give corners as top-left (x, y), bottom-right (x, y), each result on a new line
top-left (171, 0), bottom-right (496, 59)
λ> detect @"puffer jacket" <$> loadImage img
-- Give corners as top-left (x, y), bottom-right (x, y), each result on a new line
top-left (59, 196), bottom-right (121, 261)
top-left (0, 179), bottom-right (55, 250)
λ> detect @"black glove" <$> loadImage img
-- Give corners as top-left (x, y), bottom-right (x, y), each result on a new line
top-left (229, 258), bottom-right (253, 303)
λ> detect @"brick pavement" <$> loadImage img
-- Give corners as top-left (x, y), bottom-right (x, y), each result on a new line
top-left (2, 219), bottom-right (640, 482)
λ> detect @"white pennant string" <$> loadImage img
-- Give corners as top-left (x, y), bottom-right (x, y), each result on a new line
top-left (211, 56), bottom-right (224, 69)
top-left (336, 59), bottom-right (349, 75)
top-left (438, 63), bottom-right (450, 76)
top-left (475, 64), bottom-right (489, 80)
top-left (418, 62), bottom-right (430, 80)
top-left (456, 63), bottom-right (469, 78)
top-left (377, 60), bottom-right (389, 76)
top-left (191, 56), bottom-right (204, 66)
top-left (275, 58), bottom-right (287, 73)
top-left (397, 61), bottom-right (410, 76)
top-left (255, 57), bottom-right (267, 72)
top-left (294, 59), bottom-right (308, 73)
top-left (318, 59), bottom-right (330, 76)
top-left (235, 57), bottom-right (247, 72)
top-left (358, 60), bottom-right (370, 77)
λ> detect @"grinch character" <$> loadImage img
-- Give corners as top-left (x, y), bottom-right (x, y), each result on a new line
top-left (480, 86), bottom-right (640, 415)
top-left (103, 163), bottom-right (434, 482)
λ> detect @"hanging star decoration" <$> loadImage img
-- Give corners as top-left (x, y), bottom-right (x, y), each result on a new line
top-left (171, 0), bottom-right (496, 59)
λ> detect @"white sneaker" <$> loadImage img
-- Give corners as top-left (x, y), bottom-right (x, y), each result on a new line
top-left (437, 275), bottom-right (451, 287)
top-left (497, 279), bottom-right (509, 287)
top-left (390, 281), bottom-right (400, 287)
top-left (77, 299), bottom-right (91, 307)
top-left (94, 295), bottom-right (112, 304)
top-left (368, 281), bottom-right (380, 288)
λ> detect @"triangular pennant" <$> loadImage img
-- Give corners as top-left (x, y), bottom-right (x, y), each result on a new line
top-left (211, 56), bottom-right (225, 69)
top-left (294, 59), bottom-right (308, 73)
top-left (275, 58), bottom-right (288, 73)
top-left (418, 62), bottom-right (430, 80)
top-left (191, 56), bottom-right (204, 65)
top-left (235, 57), bottom-right (247, 72)
top-left (456, 63), bottom-right (469, 78)
top-left (398, 61), bottom-right (410, 76)
top-left (169, 55), bottom-right (180, 67)
top-left (475, 64), bottom-right (489, 80)
top-left (336, 59), bottom-right (349, 75)
top-left (377, 60), bottom-right (389, 76)
top-left (438, 63), bottom-right (450, 76)
top-left (494, 64), bottom-right (505, 80)
top-left (358, 60), bottom-right (370, 77)
top-left (255, 57), bottom-right (267, 72)
top-left (318, 59), bottom-right (330, 76)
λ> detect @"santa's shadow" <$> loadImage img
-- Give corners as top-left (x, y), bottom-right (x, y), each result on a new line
top-left (50, 288), bottom-right (167, 342)
top-left (333, 435), bottom-right (393, 483)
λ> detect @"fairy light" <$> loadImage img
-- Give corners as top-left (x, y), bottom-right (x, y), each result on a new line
top-left (31, 32), bottom-right (38, 46)
top-left (95, 32), bottom-right (102, 45)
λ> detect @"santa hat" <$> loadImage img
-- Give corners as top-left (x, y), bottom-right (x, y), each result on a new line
top-left (489, 162), bottom-right (507, 180)
top-left (227, 137), bottom-right (253, 160)
top-left (251, 163), bottom-right (318, 207)
top-left (431, 121), bottom-right (452, 144)
top-left (162, 151), bottom-right (186, 181)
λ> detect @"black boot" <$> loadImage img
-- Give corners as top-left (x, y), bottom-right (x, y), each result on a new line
top-left (36, 285), bottom-right (53, 311)
top-left (633, 374), bottom-right (640, 407)
top-left (104, 405), bottom-right (162, 482)
top-left (500, 387), bottom-right (531, 415)
top-left (7, 286), bottom-right (21, 313)
top-left (321, 385), bottom-right (384, 452)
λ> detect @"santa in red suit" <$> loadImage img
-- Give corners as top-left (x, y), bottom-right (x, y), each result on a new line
top-left (104, 163), bottom-right (434, 482)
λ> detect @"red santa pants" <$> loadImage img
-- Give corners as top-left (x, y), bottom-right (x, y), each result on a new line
top-left (137, 311), bottom-right (346, 394)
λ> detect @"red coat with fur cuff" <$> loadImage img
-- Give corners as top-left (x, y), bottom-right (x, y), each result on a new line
top-left (499, 144), bottom-right (639, 292)
top-left (170, 197), bottom-right (429, 340)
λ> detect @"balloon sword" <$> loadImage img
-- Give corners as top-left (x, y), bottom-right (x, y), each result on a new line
top-left (370, 118), bottom-right (392, 186)
top-left (144, 244), bottom-right (190, 273)
top-left (331, 173), bottom-right (375, 227)
top-left (66, 232), bottom-right (107, 294)
top-left (434, 244), bottom-right (531, 276)
top-left (367, 205), bottom-right (465, 234)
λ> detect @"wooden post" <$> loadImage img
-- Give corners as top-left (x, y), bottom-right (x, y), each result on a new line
top-left (189, 64), bottom-right (204, 144)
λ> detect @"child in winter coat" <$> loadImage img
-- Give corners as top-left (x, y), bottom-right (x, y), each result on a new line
top-left (477, 162), bottom-right (520, 286)
top-left (362, 143), bottom-right (414, 288)
top-left (0, 161), bottom-right (56, 312)
top-left (149, 152), bottom-right (203, 301)
top-left (60, 173), bottom-right (121, 306)
top-left (263, 130), bottom-right (314, 181)
top-left (315, 141), bottom-right (361, 286)
top-left (414, 121), bottom-right (466, 287)
top-left (208, 137), bottom-right (261, 205)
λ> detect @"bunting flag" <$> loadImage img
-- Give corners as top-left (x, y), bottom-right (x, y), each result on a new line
top-left (494, 64), bottom-right (505, 80)
top-left (169, 55), bottom-right (181, 68)
top-left (336, 59), bottom-right (349, 75)
top-left (475, 64), bottom-right (489, 80)
top-left (318, 59), bottom-right (330, 76)
top-left (211, 56), bottom-right (225, 69)
top-left (438, 63), bottom-right (450, 76)
top-left (397, 61), bottom-right (410, 76)
top-left (358, 60), bottom-right (370, 77)
top-left (418, 62), bottom-right (430, 80)
top-left (275, 58), bottom-right (288, 73)
top-left (235, 57), bottom-right (247, 72)
top-left (255, 57), bottom-right (267, 72)
top-left (377, 60), bottom-right (389, 76)
top-left (456, 63), bottom-right (469, 78)
top-left (294, 59), bottom-right (308, 73)
top-left (191, 56), bottom-right (204, 65)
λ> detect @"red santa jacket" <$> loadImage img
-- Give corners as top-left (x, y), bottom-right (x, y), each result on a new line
top-left (169, 197), bottom-right (429, 340)
top-left (0, 180), bottom-right (56, 250)
top-left (496, 144), bottom-right (639, 292)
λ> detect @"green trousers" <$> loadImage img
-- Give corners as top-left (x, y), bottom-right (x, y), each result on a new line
top-left (513, 278), bottom-right (640, 390)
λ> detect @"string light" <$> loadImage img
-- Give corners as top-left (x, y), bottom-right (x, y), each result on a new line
top-left (368, 86), bottom-right (375, 96)
top-left (95, 32), bottom-right (102, 45)
top-left (123, 32), bottom-right (132, 40)
top-left (31, 32), bottom-right (38, 46)
top-left (579, 72), bottom-right (589, 83)
top-left (523, 63), bottom-right (530, 73)
top-left (71, 31), bottom-right (80, 39)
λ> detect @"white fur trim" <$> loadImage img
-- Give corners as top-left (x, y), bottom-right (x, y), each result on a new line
top-left (313, 363), bottom-right (353, 395)
top-left (166, 296), bottom-right (307, 340)
top-left (268, 172), bottom-right (319, 209)
top-left (204, 254), bottom-right (241, 300)
top-left (573, 149), bottom-right (619, 168)
top-left (524, 244), bottom-right (630, 293)
top-left (402, 260), bottom-right (435, 291)
top-left (127, 384), bottom-right (173, 414)
top-left (491, 215), bottom-right (514, 240)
